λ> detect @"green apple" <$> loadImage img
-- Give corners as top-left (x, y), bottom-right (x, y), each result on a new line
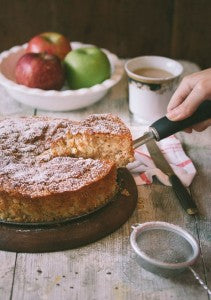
top-left (64, 47), bottom-right (111, 89)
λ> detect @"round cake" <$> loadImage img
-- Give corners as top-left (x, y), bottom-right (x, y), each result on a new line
top-left (0, 115), bottom-right (134, 223)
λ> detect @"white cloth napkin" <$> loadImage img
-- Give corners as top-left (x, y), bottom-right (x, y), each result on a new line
top-left (127, 135), bottom-right (196, 187)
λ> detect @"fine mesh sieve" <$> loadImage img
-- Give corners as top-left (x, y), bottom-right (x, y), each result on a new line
top-left (130, 221), bottom-right (211, 295)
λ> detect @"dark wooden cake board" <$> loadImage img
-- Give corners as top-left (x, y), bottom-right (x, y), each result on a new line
top-left (0, 168), bottom-right (138, 253)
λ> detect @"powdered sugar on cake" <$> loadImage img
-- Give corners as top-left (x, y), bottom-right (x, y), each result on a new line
top-left (0, 157), bottom-right (110, 197)
top-left (0, 115), bottom-right (126, 197)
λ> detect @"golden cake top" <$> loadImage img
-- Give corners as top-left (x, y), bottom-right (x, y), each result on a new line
top-left (0, 114), bottom-right (130, 198)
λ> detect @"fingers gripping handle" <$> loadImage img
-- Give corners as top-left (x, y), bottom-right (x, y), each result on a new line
top-left (150, 100), bottom-right (211, 140)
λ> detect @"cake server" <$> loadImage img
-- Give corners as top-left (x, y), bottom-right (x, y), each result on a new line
top-left (146, 138), bottom-right (197, 215)
top-left (133, 100), bottom-right (211, 148)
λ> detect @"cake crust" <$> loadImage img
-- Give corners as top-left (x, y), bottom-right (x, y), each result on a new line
top-left (0, 159), bottom-right (116, 222)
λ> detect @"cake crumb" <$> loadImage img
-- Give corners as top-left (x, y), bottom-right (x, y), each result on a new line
top-left (121, 189), bottom-right (130, 196)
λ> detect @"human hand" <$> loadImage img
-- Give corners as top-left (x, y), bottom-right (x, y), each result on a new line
top-left (166, 68), bottom-right (211, 132)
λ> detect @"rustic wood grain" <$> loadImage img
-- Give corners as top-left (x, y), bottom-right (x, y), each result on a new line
top-left (177, 128), bottom-right (211, 218)
top-left (178, 128), bottom-right (211, 293)
top-left (171, 0), bottom-right (211, 68)
top-left (0, 252), bottom-right (16, 300)
top-left (0, 60), bottom-right (210, 299)
top-left (1, 0), bottom-right (211, 67)
top-left (10, 222), bottom-right (208, 300)
top-left (0, 0), bottom-right (174, 58)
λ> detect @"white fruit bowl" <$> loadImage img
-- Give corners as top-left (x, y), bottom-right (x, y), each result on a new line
top-left (0, 42), bottom-right (124, 111)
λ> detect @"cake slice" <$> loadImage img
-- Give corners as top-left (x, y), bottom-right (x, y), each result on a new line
top-left (50, 114), bottom-right (134, 167)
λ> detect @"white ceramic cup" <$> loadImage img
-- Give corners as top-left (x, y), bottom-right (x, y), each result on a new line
top-left (125, 56), bottom-right (183, 124)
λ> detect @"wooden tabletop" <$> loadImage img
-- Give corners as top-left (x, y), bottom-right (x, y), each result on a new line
top-left (0, 61), bottom-right (210, 300)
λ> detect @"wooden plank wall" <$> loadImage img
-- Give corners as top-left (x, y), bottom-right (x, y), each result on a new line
top-left (0, 0), bottom-right (210, 68)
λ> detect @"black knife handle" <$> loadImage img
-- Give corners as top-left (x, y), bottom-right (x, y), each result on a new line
top-left (169, 175), bottom-right (198, 215)
top-left (150, 100), bottom-right (211, 140)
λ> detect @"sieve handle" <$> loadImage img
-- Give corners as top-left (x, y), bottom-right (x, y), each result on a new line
top-left (189, 267), bottom-right (211, 295)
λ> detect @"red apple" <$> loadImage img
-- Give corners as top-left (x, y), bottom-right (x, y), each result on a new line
top-left (26, 32), bottom-right (71, 60)
top-left (15, 52), bottom-right (65, 90)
